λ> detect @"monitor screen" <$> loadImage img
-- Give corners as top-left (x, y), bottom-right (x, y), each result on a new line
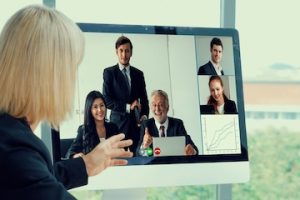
top-left (60, 23), bottom-right (249, 189)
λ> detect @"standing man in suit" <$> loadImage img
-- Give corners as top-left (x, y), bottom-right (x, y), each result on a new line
top-left (197, 37), bottom-right (224, 75)
top-left (103, 36), bottom-right (149, 154)
top-left (136, 90), bottom-right (198, 156)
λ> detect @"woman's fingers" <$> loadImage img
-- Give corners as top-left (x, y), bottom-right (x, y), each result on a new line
top-left (107, 133), bottom-right (126, 144)
top-left (113, 139), bottom-right (133, 149)
top-left (106, 133), bottom-right (133, 149)
top-left (108, 148), bottom-right (133, 158)
top-left (111, 159), bottom-right (129, 166)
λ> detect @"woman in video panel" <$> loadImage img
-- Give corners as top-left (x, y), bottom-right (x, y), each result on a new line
top-left (66, 90), bottom-right (119, 158)
top-left (207, 75), bottom-right (237, 114)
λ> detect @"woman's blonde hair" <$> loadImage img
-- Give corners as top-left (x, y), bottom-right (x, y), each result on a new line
top-left (0, 5), bottom-right (84, 127)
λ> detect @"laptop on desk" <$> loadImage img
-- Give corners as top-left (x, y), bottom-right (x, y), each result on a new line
top-left (152, 136), bottom-right (185, 157)
top-left (200, 104), bottom-right (215, 114)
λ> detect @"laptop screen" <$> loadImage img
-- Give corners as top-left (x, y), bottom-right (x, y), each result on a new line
top-left (152, 136), bottom-right (185, 157)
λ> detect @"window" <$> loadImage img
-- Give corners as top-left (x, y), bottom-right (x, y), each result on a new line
top-left (235, 1), bottom-right (300, 199)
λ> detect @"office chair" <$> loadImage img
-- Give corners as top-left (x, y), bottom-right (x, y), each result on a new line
top-left (51, 129), bottom-right (74, 162)
top-left (60, 138), bottom-right (75, 160)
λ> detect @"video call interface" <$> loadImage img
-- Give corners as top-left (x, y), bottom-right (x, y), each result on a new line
top-left (61, 23), bottom-right (248, 165)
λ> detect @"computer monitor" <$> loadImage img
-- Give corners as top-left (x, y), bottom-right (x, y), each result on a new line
top-left (60, 23), bottom-right (249, 189)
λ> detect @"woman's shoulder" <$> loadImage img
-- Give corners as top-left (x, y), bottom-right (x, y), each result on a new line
top-left (76, 124), bottom-right (86, 135)
top-left (225, 99), bottom-right (236, 105)
top-left (77, 124), bottom-right (84, 130)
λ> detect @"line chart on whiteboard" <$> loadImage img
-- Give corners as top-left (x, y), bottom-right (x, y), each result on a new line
top-left (201, 115), bottom-right (241, 155)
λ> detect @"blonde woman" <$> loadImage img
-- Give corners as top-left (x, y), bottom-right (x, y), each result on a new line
top-left (0, 5), bottom-right (132, 199)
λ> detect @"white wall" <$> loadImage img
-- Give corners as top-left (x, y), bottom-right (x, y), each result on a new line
top-left (56, 0), bottom-right (220, 27)
top-left (0, 1), bottom-right (42, 31)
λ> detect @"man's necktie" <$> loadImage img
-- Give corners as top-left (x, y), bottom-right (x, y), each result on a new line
top-left (159, 125), bottom-right (165, 137)
top-left (122, 68), bottom-right (130, 94)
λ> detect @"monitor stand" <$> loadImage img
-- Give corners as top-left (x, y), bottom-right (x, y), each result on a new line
top-left (102, 184), bottom-right (232, 200)
top-left (102, 188), bottom-right (147, 200)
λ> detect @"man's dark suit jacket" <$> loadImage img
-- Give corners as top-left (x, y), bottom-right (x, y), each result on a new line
top-left (103, 64), bottom-right (149, 153)
top-left (0, 114), bottom-right (87, 199)
top-left (136, 117), bottom-right (198, 156)
top-left (197, 61), bottom-right (224, 75)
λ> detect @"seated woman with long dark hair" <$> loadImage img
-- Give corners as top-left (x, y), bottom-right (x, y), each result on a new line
top-left (67, 90), bottom-right (119, 158)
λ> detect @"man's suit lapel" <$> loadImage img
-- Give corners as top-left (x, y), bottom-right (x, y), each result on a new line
top-left (208, 61), bottom-right (218, 75)
top-left (149, 119), bottom-right (159, 137)
top-left (166, 117), bottom-right (174, 137)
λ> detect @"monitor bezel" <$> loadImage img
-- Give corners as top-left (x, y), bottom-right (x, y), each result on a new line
top-left (76, 22), bottom-right (249, 165)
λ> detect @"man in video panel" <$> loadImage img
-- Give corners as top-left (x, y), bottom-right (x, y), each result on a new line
top-left (197, 37), bottom-right (224, 75)
top-left (136, 89), bottom-right (198, 156)
top-left (102, 36), bottom-right (149, 155)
